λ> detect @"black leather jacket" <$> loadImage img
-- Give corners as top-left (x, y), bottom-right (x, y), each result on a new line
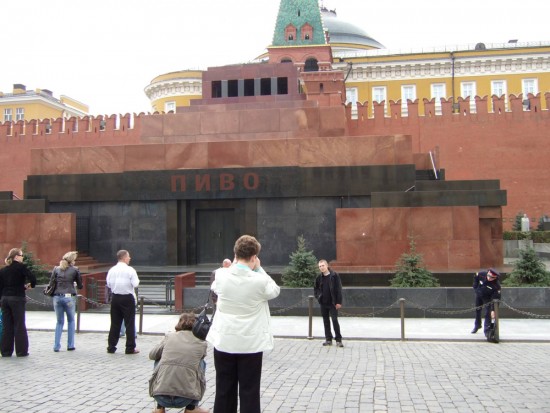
top-left (314, 269), bottom-right (343, 306)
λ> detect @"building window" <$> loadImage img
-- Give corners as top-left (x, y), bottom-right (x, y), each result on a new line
top-left (372, 86), bottom-right (387, 104)
top-left (301, 23), bottom-right (313, 41)
top-left (346, 88), bottom-right (358, 119)
top-left (244, 79), bottom-right (255, 96)
top-left (522, 79), bottom-right (538, 110)
top-left (212, 81), bottom-right (222, 98)
top-left (228, 80), bottom-right (238, 97)
top-left (4, 108), bottom-right (12, 122)
top-left (277, 77), bottom-right (288, 95)
top-left (522, 78), bottom-right (538, 96)
top-left (431, 83), bottom-right (446, 115)
top-left (16, 108), bottom-right (24, 121)
top-left (260, 78), bottom-right (271, 96)
top-left (401, 85), bottom-right (416, 116)
top-left (285, 24), bottom-right (296, 42)
top-left (304, 58), bottom-right (319, 72)
top-left (164, 101), bottom-right (176, 113)
top-left (491, 80), bottom-right (508, 111)
top-left (460, 81), bottom-right (477, 113)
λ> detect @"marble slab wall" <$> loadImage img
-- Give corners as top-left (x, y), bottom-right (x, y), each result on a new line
top-left (0, 213), bottom-right (75, 266)
top-left (335, 206), bottom-right (484, 271)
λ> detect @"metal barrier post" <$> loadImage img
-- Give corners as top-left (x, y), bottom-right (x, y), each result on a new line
top-left (308, 296), bottom-right (314, 339)
top-left (399, 298), bottom-right (406, 341)
top-left (167, 279), bottom-right (173, 311)
top-left (139, 296), bottom-right (144, 335)
top-left (493, 299), bottom-right (500, 342)
top-left (76, 295), bottom-right (81, 333)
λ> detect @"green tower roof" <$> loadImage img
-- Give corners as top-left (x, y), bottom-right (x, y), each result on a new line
top-left (272, 0), bottom-right (327, 46)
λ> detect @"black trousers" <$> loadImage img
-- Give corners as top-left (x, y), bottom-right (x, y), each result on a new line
top-left (1, 296), bottom-right (29, 356)
top-left (107, 294), bottom-right (136, 353)
top-left (320, 303), bottom-right (342, 342)
top-left (213, 348), bottom-right (263, 413)
top-left (482, 296), bottom-right (495, 335)
top-left (474, 292), bottom-right (483, 328)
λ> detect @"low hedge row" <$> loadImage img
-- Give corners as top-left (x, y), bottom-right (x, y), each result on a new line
top-left (503, 231), bottom-right (550, 243)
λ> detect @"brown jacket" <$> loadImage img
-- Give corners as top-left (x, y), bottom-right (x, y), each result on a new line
top-left (148, 330), bottom-right (207, 400)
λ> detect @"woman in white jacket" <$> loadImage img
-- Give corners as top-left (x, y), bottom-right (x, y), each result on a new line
top-left (206, 235), bottom-right (280, 413)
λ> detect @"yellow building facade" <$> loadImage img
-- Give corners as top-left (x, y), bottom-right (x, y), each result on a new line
top-left (0, 84), bottom-right (88, 122)
top-left (144, 70), bottom-right (202, 113)
top-left (336, 44), bottom-right (550, 117)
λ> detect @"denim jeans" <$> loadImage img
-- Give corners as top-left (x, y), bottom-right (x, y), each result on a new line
top-left (53, 295), bottom-right (76, 351)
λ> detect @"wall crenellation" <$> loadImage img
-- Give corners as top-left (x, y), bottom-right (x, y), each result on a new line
top-left (0, 112), bottom-right (154, 142)
top-left (347, 93), bottom-right (550, 123)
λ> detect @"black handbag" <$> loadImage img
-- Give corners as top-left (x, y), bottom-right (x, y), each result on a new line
top-left (192, 291), bottom-right (214, 340)
top-left (43, 269), bottom-right (58, 297)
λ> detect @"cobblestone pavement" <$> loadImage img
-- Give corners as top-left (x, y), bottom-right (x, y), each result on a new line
top-left (2, 331), bottom-right (550, 412)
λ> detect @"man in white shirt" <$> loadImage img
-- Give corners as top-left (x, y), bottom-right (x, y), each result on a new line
top-left (106, 250), bottom-right (140, 354)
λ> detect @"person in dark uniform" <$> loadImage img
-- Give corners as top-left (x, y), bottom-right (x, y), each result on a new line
top-left (471, 271), bottom-right (484, 333)
top-left (314, 259), bottom-right (343, 348)
top-left (477, 268), bottom-right (501, 340)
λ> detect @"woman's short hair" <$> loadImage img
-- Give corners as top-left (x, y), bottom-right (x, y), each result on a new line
top-left (233, 235), bottom-right (261, 260)
top-left (59, 251), bottom-right (78, 270)
top-left (175, 312), bottom-right (196, 331)
top-left (5, 248), bottom-right (22, 265)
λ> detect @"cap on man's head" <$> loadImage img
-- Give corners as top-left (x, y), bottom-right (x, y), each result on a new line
top-left (488, 268), bottom-right (500, 278)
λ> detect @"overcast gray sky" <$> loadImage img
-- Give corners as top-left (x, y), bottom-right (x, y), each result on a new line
top-left (2, 0), bottom-right (549, 116)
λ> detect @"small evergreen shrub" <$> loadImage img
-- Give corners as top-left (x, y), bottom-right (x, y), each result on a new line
top-left (21, 241), bottom-right (50, 284)
top-left (282, 235), bottom-right (318, 288)
top-left (390, 239), bottom-right (439, 287)
top-left (503, 246), bottom-right (550, 287)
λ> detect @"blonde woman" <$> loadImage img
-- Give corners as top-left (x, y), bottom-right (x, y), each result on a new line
top-left (0, 248), bottom-right (36, 357)
top-left (49, 251), bottom-right (83, 352)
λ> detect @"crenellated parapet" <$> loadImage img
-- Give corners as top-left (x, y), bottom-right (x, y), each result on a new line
top-left (0, 113), bottom-right (154, 143)
top-left (347, 93), bottom-right (550, 124)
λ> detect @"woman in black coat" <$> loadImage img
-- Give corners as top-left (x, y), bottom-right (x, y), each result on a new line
top-left (0, 248), bottom-right (36, 357)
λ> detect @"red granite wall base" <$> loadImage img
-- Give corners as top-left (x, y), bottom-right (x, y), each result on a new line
top-left (335, 206), bottom-right (501, 271)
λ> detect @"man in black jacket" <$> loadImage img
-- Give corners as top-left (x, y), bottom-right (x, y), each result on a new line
top-left (314, 260), bottom-right (343, 347)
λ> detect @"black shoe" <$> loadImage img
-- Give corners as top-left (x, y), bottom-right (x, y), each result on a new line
top-left (125, 348), bottom-right (140, 354)
top-left (107, 348), bottom-right (116, 354)
top-left (471, 326), bottom-right (480, 334)
top-left (336, 342), bottom-right (344, 348)
top-left (68, 348), bottom-right (76, 351)
top-left (16, 353), bottom-right (29, 357)
top-left (322, 341), bottom-right (332, 346)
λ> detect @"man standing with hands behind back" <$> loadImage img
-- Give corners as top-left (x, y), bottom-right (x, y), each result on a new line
top-left (314, 259), bottom-right (344, 348)
top-left (106, 250), bottom-right (140, 354)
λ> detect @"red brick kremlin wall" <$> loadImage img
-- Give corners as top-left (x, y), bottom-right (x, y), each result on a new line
top-left (0, 114), bottom-right (142, 197)
top-left (347, 93), bottom-right (550, 229)
top-left (0, 93), bottom-right (548, 229)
